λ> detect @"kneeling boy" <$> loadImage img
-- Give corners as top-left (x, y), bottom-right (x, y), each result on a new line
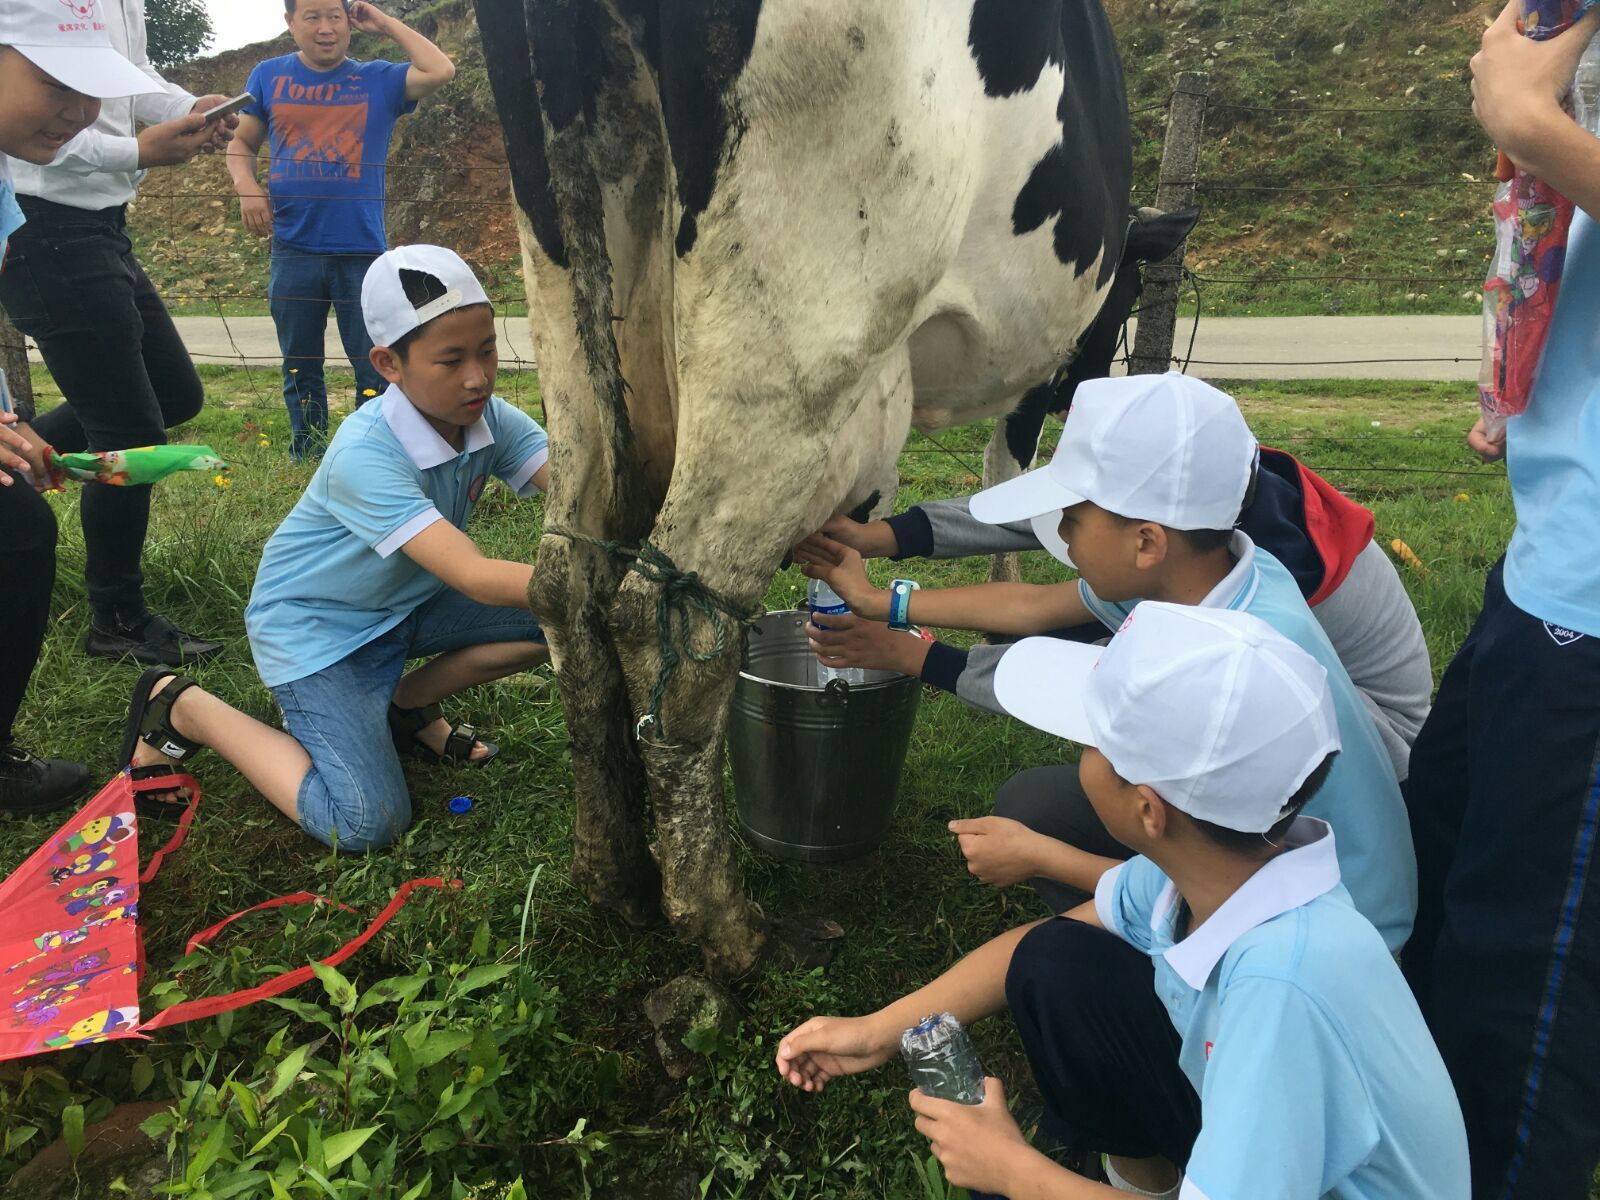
top-left (119, 245), bottom-right (550, 850)
top-left (798, 375), bottom-right (1415, 950)
top-left (776, 604), bottom-right (1469, 1199)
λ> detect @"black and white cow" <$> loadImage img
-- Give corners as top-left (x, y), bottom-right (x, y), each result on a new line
top-left (476, 0), bottom-right (1134, 975)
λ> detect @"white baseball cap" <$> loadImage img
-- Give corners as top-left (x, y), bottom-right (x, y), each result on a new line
top-left (994, 603), bottom-right (1340, 833)
top-left (1, 0), bottom-right (165, 99)
top-left (971, 373), bottom-right (1259, 567)
top-left (361, 244), bottom-right (492, 348)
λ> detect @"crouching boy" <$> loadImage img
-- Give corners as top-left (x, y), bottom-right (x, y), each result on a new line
top-left (117, 244), bottom-right (550, 850)
top-left (776, 604), bottom-right (1469, 1199)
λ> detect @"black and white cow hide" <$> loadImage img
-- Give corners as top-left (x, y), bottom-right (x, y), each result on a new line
top-left (475, 0), bottom-right (1134, 975)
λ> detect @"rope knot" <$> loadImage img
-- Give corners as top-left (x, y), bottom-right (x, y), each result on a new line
top-left (546, 527), bottom-right (762, 740)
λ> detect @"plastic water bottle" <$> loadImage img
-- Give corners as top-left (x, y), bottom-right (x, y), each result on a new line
top-left (1574, 36), bottom-right (1600, 136)
top-left (806, 577), bottom-right (866, 687)
top-left (901, 1012), bottom-right (986, 1105)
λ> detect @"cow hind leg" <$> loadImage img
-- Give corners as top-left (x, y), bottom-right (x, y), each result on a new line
top-left (983, 402), bottom-right (1049, 586)
top-left (606, 365), bottom-right (913, 977)
top-left (531, 534), bottom-right (664, 930)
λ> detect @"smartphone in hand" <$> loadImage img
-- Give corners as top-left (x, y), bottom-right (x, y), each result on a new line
top-left (201, 92), bottom-right (254, 123)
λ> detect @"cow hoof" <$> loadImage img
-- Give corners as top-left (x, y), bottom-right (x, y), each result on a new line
top-left (575, 866), bottom-right (667, 930)
top-left (764, 915), bottom-right (845, 970)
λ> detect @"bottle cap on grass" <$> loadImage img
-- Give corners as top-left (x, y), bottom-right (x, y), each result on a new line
top-left (448, 796), bottom-right (474, 815)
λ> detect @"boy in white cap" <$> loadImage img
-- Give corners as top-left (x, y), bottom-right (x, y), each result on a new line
top-left (113, 245), bottom-right (551, 851)
top-left (776, 605), bottom-right (1469, 1200)
top-left (795, 373), bottom-right (1417, 953)
top-left (0, 0), bottom-right (172, 813)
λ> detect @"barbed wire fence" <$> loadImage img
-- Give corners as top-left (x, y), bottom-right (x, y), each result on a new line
top-left (0, 66), bottom-right (1510, 501)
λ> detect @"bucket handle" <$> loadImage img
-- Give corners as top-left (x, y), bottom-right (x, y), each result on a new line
top-left (821, 678), bottom-right (851, 709)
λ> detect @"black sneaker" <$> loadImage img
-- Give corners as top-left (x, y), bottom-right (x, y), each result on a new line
top-left (0, 745), bottom-right (92, 815)
top-left (84, 614), bottom-right (223, 667)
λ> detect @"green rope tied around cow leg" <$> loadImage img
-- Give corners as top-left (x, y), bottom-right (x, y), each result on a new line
top-left (546, 527), bottom-right (763, 741)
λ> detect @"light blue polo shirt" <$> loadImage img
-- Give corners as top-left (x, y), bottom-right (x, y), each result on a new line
top-left (246, 385), bottom-right (549, 687)
top-left (1504, 209), bottom-right (1600, 637)
top-left (1081, 533), bottom-right (1416, 952)
top-left (1096, 819), bottom-right (1470, 1200)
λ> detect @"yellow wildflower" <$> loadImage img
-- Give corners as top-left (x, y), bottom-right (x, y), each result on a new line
top-left (362, 388), bottom-right (378, 397)
top-left (1454, 492), bottom-right (1470, 503)
top-left (213, 474), bottom-right (232, 489)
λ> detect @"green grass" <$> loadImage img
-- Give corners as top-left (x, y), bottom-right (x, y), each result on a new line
top-left (1113, 0), bottom-right (1501, 318)
top-left (0, 370), bottom-right (1511, 1196)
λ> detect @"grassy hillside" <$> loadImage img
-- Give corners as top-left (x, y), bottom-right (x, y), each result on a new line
top-left (130, 0), bottom-right (1507, 317)
top-left (1112, 0), bottom-right (1502, 316)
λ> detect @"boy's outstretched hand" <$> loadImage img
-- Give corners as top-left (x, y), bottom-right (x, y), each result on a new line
top-left (817, 514), bottom-right (901, 560)
top-left (910, 1078), bottom-right (1037, 1196)
top-left (950, 816), bottom-right (1050, 888)
top-left (807, 611), bottom-right (932, 677)
top-left (776, 1015), bottom-right (898, 1093)
top-left (792, 532), bottom-right (889, 619)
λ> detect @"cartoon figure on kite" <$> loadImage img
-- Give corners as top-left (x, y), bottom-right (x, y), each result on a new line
top-left (58, 876), bottom-right (136, 919)
top-left (56, 811), bottom-right (135, 858)
top-left (48, 848), bottom-right (121, 886)
top-left (41, 1006), bottom-right (140, 1050)
top-left (2, 926), bottom-right (94, 974)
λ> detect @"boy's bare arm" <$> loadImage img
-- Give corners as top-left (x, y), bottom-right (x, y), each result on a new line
top-left (400, 520), bottom-right (532, 610)
top-left (1473, 2), bottom-right (1600, 218)
top-left (348, 1), bottom-right (457, 100)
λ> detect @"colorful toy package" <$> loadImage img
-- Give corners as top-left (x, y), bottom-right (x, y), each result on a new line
top-left (41, 444), bottom-right (229, 491)
top-left (1478, 0), bottom-right (1599, 434)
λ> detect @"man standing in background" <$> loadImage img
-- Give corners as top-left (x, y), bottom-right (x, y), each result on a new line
top-left (227, 0), bottom-right (455, 463)
top-left (0, 0), bottom-right (237, 666)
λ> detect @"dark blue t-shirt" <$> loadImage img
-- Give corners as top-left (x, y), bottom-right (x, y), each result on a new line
top-left (243, 55), bottom-right (417, 254)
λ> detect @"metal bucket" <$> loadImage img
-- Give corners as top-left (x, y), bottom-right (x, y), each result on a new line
top-left (728, 609), bottom-right (922, 863)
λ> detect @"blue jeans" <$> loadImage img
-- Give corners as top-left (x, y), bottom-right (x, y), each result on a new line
top-left (268, 248), bottom-right (387, 461)
top-left (269, 588), bottom-right (543, 852)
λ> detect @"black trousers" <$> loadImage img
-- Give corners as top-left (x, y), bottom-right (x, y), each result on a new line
top-left (993, 764), bottom-right (1131, 911)
top-left (1007, 917), bottom-right (1201, 1166)
top-left (0, 472), bottom-right (58, 747)
top-left (1403, 560), bottom-right (1600, 1200)
top-left (0, 197), bottom-right (204, 628)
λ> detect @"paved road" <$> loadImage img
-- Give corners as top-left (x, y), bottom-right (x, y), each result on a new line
top-left (33, 314), bottom-right (1485, 382)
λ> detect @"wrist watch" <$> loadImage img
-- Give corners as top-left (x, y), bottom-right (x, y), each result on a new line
top-left (888, 579), bottom-right (920, 631)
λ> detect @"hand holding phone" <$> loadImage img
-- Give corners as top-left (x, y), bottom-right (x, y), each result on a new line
top-left (201, 92), bottom-right (254, 123)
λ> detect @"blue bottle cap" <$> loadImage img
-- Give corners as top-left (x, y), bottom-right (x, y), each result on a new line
top-left (448, 795), bottom-right (473, 815)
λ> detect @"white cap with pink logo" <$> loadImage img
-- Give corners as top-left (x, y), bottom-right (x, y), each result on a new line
top-left (0, 0), bottom-right (164, 99)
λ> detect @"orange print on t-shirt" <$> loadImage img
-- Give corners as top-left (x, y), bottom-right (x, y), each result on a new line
top-left (272, 102), bottom-right (368, 182)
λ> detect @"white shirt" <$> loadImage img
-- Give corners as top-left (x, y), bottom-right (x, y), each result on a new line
top-left (11, 0), bottom-right (196, 210)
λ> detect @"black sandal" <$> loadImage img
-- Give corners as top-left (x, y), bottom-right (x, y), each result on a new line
top-left (387, 701), bottom-right (499, 767)
top-left (120, 666), bottom-right (203, 820)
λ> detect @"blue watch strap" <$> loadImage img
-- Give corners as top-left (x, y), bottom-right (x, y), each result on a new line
top-left (889, 579), bottom-right (920, 631)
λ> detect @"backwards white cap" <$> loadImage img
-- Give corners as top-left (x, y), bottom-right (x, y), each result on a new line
top-left (361, 244), bottom-right (491, 348)
top-left (995, 603), bottom-right (1340, 833)
top-left (0, 0), bottom-right (164, 99)
top-left (970, 372), bottom-right (1258, 567)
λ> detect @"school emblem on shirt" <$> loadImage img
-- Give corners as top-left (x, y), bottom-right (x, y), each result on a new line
top-left (1544, 622), bottom-right (1586, 647)
top-left (468, 474), bottom-right (487, 503)
top-left (1205, 1040), bottom-right (1214, 1061)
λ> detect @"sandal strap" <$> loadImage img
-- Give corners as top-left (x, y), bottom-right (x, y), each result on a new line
top-left (138, 676), bottom-right (203, 762)
top-left (441, 722), bottom-right (479, 761)
top-left (388, 700), bottom-right (445, 740)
